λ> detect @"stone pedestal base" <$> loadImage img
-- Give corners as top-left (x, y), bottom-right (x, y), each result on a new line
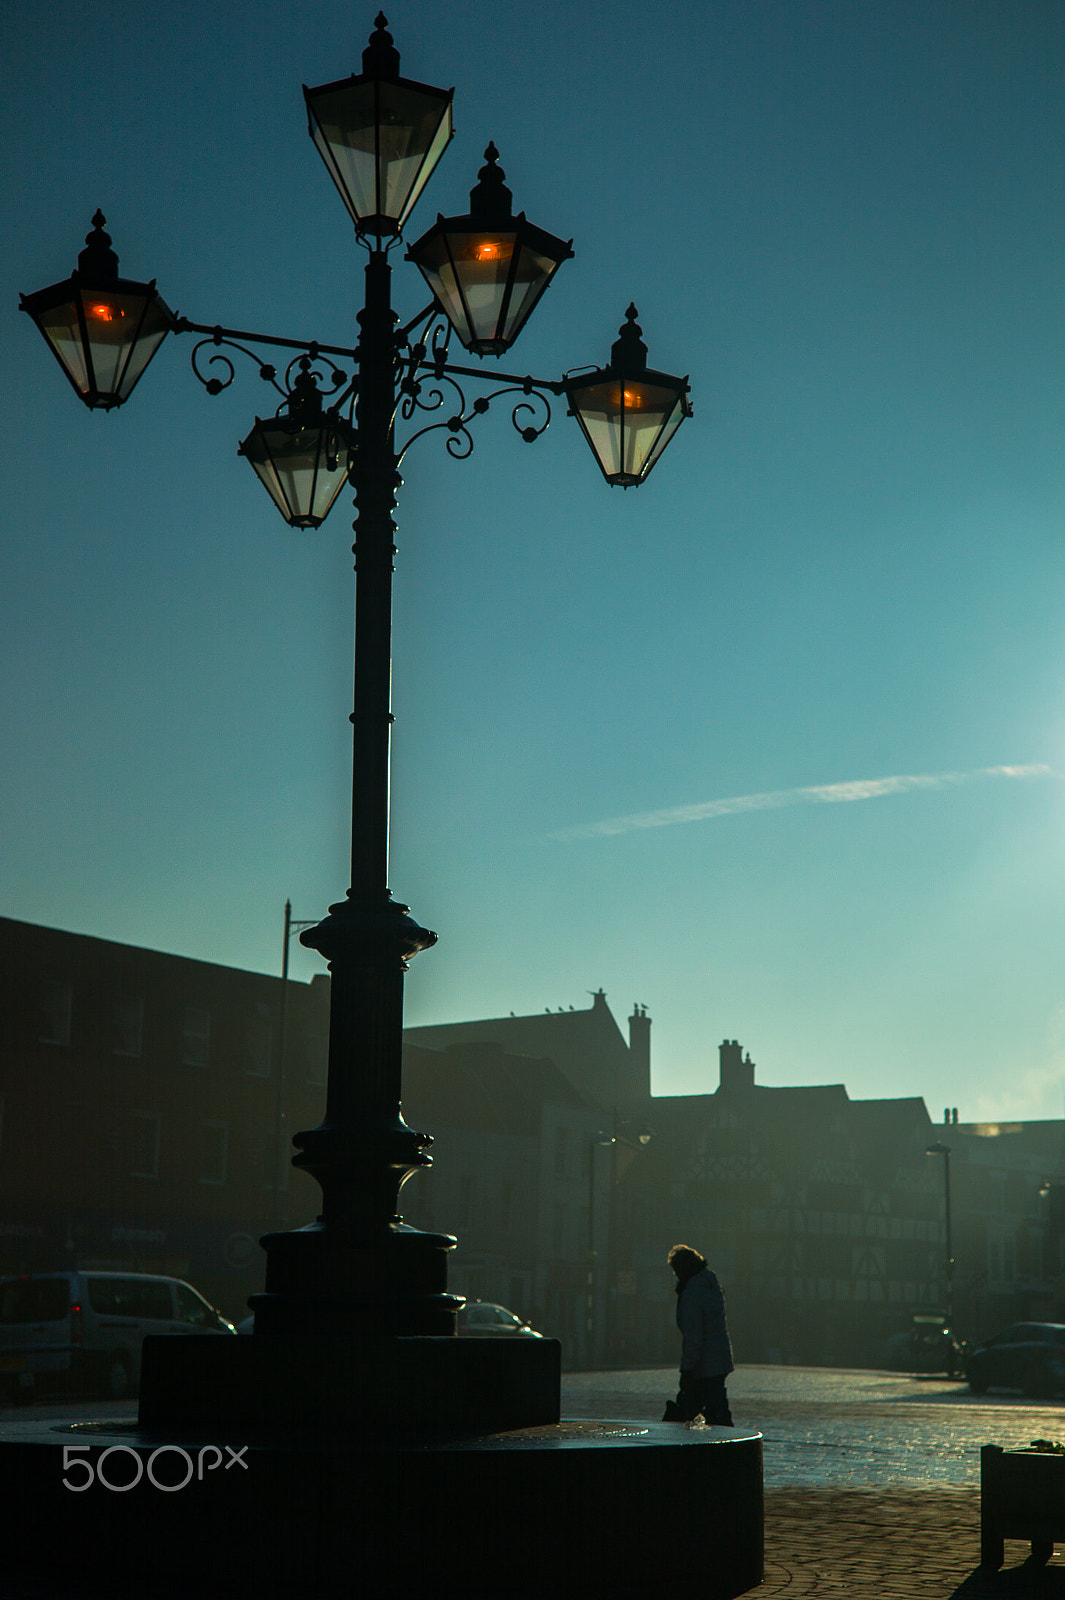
top-left (0, 1415), bottom-right (763, 1599)
top-left (138, 1332), bottom-right (561, 1431)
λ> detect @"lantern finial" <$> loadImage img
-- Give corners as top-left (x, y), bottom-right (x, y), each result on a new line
top-left (78, 212), bottom-right (119, 281)
top-left (289, 356), bottom-right (326, 417)
top-left (363, 13), bottom-right (400, 76)
top-left (469, 144), bottom-right (513, 216)
top-left (610, 304), bottom-right (648, 373)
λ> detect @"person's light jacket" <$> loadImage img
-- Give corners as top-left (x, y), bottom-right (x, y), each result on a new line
top-left (676, 1267), bottom-right (734, 1377)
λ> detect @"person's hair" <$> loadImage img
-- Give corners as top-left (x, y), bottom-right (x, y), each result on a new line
top-left (667, 1244), bottom-right (706, 1278)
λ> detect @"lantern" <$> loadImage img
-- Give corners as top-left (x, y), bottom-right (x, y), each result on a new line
top-left (304, 13), bottom-right (453, 240)
top-left (239, 362), bottom-right (355, 528)
top-left (406, 144), bottom-right (573, 356)
top-left (564, 306), bottom-right (691, 487)
top-left (19, 212), bottom-right (172, 411)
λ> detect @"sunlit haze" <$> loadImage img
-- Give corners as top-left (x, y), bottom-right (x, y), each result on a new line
top-left (5, 1), bottom-right (1065, 1121)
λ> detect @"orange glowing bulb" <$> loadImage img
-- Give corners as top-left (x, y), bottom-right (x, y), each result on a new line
top-left (474, 242), bottom-right (501, 262)
top-left (87, 303), bottom-right (122, 322)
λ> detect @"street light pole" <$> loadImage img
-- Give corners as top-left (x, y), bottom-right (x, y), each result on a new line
top-left (926, 1141), bottom-right (954, 1331)
top-left (20, 12), bottom-right (691, 1357)
top-left (586, 1131), bottom-right (615, 1367)
top-left (259, 242), bottom-right (454, 1337)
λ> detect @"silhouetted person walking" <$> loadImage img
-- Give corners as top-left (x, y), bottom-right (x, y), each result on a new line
top-left (662, 1244), bottom-right (734, 1425)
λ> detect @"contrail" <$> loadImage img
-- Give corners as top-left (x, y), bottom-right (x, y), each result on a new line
top-left (551, 764), bottom-right (1055, 841)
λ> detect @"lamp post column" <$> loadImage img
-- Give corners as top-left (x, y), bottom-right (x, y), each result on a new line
top-left (253, 249), bottom-right (457, 1338)
top-left (926, 1140), bottom-right (954, 1339)
top-left (942, 1147), bottom-right (954, 1331)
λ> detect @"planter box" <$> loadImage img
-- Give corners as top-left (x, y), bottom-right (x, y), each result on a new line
top-left (981, 1443), bottom-right (1065, 1568)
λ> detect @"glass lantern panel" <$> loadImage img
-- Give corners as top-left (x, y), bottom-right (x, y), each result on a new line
top-left (243, 423), bottom-right (352, 528)
top-left (408, 231), bottom-right (459, 329)
top-left (305, 440), bottom-right (353, 523)
top-left (309, 78), bottom-right (452, 231)
top-left (571, 378), bottom-right (686, 485)
top-left (414, 230), bottom-right (519, 351)
top-left (36, 298), bottom-right (91, 395)
top-left (308, 80), bottom-right (380, 222)
top-left (616, 380), bottom-right (683, 481)
top-left (637, 395), bottom-right (688, 478)
top-left (88, 291), bottom-right (170, 402)
top-left (378, 80), bottom-right (453, 230)
top-left (37, 289), bottom-right (170, 405)
top-left (452, 231), bottom-right (519, 348)
top-left (570, 381), bottom-right (625, 479)
top-left (499, 242), bottom-right (560, 346)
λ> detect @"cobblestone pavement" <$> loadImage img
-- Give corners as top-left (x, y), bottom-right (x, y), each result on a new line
top-left (13, 1372), bottom-right (1065, 1596)
top-left (563, 1365), bottom-right (1065, 1488)
top-left (564, 1367), bottom-right (1065, 1594)
top-left (757, 1488), bottom-right (1065, 1598)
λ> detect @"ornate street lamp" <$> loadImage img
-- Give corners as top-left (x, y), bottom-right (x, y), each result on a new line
top-left (406, 143), bottom-right (573, 356)
top-left (564, 304), bottom-right (692, 486)
top-left (304, 12), bottom-right (453, 240)
top-left (238, 359), bottom-right (356, 529)
top-left (20, 13), bottom-right (692, 1379)
top-left (19, 211), bottom-right (172, 410)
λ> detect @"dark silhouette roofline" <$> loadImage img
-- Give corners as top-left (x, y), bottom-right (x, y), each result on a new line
top-left (0, 913), bottom-right (312, 986)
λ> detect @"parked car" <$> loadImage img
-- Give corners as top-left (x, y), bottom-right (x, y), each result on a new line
top-left (456, 1301), bottom-right (543, 1338)
top-left (0, 1271), bottom-right (236, 1401)
top-left (881, 1314), bottom-right (962, 1375)
top-left (966, 1322), bottom-right (1065, 1398)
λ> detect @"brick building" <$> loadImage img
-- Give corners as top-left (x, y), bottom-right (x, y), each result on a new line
top-left (0, 916), bottom-right (620, 1354)
top-left (4, 913), bottom-right (1065, 1365)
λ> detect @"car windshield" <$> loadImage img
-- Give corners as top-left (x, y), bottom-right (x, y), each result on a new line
top-left (0, 1278), bottom-right (69, 1323)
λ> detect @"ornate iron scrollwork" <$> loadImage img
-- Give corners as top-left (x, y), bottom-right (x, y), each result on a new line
top-left (393, 358), bottom-right (550, 464)
top-left (185, 325), bottom-right (351, 411)
top-left (173, 310), bottom-right (556, 470)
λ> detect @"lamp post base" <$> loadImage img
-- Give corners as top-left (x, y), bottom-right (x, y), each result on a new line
top-left (251, 1220), bottom-right (461, 1336)
top-left (3, 1413), bottom-right (763, 1600)
top-left (137, 1331), bottom-right (561, 1432)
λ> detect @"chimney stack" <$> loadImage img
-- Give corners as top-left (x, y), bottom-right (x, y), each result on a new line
top-left (719, 1039), bottom-right (754, 1094)
top-left (628, 1003), bottom-right (651, 1097)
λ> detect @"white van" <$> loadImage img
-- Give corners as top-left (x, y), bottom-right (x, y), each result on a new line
top-left (0, 1271), bottom-right (236, 1400)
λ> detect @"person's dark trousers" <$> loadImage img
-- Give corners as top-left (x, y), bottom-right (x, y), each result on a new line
top-left (663, 1371), bottom-right (733, 1425)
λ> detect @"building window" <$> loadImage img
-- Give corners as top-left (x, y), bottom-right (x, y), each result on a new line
top-left (499, 1180), bottom-right (515, 1234)
top-left (39, 980), bottom-right (72, 1045)
top-left (130, 1112), bottom-right (160, 1179)
top-left (111, 995), bottom-right (144, 1058)
top-left (246, 1002), bottom-right (272, 1077)
top-left (182, 1005), bottom-right (210, 1067)
top-left (457, 1175), bottom-right (474, 1228)
top-left (200, 1121), bottom-right (228, 1186)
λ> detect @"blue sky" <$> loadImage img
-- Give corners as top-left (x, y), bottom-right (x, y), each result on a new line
top-left (5, 0), bottom-right (1065, 1119)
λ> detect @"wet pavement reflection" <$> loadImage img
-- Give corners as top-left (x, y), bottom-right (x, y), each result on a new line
top-left (561, 1363), bottom-right (1065, 1488)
